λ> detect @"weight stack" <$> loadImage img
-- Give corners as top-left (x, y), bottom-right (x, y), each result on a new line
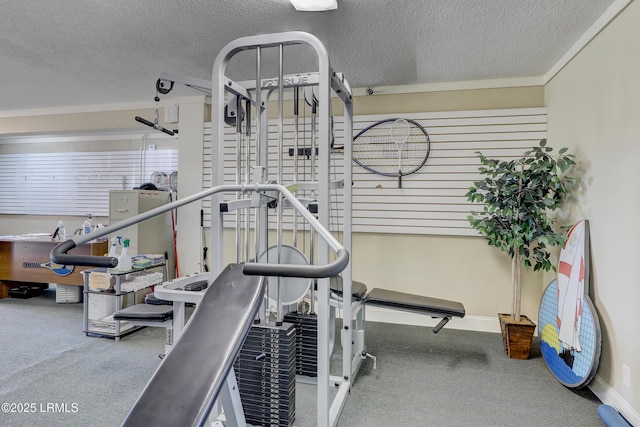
top-left (283, 312), bottom-right (318, 377)
top-left (234, 323), bottom-right (296, 427)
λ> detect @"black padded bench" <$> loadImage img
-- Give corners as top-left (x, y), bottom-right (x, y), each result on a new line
top-left (364, 288), bottom-right (465, 318)
top-left (113, 299), bottom-right (176, 357)
top-left (329, 277), bottom-right (368, 300)
top-left (330, 277), bottom-right (465, 333)
top-left (113, 304), bottom-right (174, 322)
top-left (364, 288), bottom-right (465, 333)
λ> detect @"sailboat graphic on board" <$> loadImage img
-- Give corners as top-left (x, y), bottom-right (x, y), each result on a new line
top-left (556, 221), bottom-right (586, 368)
top-left (538, 219), bottom-right (601, 388)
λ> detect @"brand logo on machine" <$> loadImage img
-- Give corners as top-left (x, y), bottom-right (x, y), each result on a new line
top-left (263, 75), bottom-right (310, 88)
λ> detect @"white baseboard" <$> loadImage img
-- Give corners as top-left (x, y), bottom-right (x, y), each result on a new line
top-left (363, 306), bottom-right (501, 334)
top-left (589, 375), bottom-right (640, 426)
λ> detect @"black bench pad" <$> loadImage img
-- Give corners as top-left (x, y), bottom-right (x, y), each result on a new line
top-left (113, 304), bottom-right (173, 322)
top-left (364, 288), bottom-right (465, 318)
top-left (121, 264), bottom-right (266, 427)
top-left (330, 276), bottom-right (368, 300)
top-left (144, 294), bottom-right (173, 305)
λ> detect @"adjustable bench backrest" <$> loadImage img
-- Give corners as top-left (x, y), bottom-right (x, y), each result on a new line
top-left (364, 288), bottom-right (465, 333)
top-left (121, 264), bottom-right (266, 427)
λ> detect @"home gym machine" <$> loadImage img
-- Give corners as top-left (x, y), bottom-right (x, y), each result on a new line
top-left (52, 31), bottom-right (465, 427)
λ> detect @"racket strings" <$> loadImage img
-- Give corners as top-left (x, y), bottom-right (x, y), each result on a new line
top-left (354, 122), bottom-right (429, 175)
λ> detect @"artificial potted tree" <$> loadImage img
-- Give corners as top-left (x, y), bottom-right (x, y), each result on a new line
top-left (466, 139), bottom-right (575, 359)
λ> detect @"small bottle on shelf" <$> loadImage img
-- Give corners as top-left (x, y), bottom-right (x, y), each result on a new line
top-left (117, 238), bottom-right (132, 271)
top-left (57, 220), bottom-right (66, 241)
top-left (82, 214), bottom-right (95, 235)
top-left (108, 236), bottom-right (121, 257)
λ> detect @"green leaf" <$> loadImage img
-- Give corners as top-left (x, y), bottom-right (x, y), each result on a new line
top-left (468, 140), bottom-right (573, 281)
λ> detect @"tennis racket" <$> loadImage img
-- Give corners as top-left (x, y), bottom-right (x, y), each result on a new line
top-left (353, 118), bottom-right (430, 188)
top-left (169, 171), bottom-right (178, 192)
top-left (150, 171), bottom-right (168, 189)
top-left (23, 262), bottom-right (74, 276)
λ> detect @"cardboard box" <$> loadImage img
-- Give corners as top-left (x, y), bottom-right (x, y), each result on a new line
top-left (89, 272), bottom-right (115, 290)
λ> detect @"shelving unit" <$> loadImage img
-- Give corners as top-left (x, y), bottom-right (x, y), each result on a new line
top-left (82, 263), bottom-right (165, 340)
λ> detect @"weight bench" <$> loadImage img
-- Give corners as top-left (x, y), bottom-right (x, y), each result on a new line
top-left (113, 304), bottom-right (174, 324)
top-left (330, 278), bottom-right (465, 333)
top-left (113, 304), bottom-right (174, 354)
top-left (364, 288), bottom-right (465, 333)
top-left (121, 264), bottom-right (266, 427)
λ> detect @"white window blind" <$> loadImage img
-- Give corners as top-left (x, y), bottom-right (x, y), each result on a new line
top-left (202, 106), bottom-right (546, 236)
top-left (0, 150), bottom-right (178, 216)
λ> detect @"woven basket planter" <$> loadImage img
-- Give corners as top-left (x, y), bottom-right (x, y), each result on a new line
top-left (498, 313), bottom-right (536, 360)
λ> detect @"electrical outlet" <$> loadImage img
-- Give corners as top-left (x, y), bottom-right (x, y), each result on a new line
top-left (623, 364), bottom-right (631, 388)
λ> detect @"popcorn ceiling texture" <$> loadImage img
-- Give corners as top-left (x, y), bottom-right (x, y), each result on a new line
top-left (0, 0), bottom-right (615, 111)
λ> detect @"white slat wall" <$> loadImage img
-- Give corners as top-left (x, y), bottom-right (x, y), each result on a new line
top-left (204, 106), bottom-right (547, 236)
top-left (351, 108), bottom-right (547, 236)
top-left (0, 150), bottom-right (178, 216)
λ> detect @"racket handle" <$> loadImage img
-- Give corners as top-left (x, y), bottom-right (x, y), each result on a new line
top-left (23, 262), bottom-right (42, 268)
top-left (51, 240), bottom-right (118, 268)
top-left (398, 172), bottom-right (402, 189)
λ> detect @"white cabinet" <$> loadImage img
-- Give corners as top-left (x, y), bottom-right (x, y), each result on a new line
top-left (109, 190), bottom-right (175, 279)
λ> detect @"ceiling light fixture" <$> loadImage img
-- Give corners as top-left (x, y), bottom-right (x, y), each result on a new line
top-left (290, 0), bottom-right (337, 11)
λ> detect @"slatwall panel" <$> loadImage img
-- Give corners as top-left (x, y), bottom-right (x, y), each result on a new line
top-left (203, 107), bottom-right (546, 236)
top-left (0, 150), bottom-right (178, 216)
top-left (351, 108), bottom-right (547, 235)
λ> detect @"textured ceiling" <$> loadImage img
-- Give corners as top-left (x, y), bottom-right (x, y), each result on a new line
top-left (0, 0), bottom-right (618, 113)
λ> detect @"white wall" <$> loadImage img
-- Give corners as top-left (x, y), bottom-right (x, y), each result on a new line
top-left (347, 87), bottom-right (547, 330)
top-left (545, 0), bottom-right (640, 421)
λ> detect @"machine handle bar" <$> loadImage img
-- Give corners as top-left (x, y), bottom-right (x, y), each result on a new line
top-left (51, 240), bottom-right (118, 268)
top-left (50, 183), bottom-right (348, 279)
top-left (242, 248), bottom-right (348, 279)
top-left (135, 116), bottom-right (175, 136)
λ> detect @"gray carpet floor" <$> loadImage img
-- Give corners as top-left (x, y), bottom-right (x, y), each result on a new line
top-left (0, 286), bottom-right (603, 426)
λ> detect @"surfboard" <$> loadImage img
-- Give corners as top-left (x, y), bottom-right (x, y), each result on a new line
top-left (538, 219), bottom-right (601, 388)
